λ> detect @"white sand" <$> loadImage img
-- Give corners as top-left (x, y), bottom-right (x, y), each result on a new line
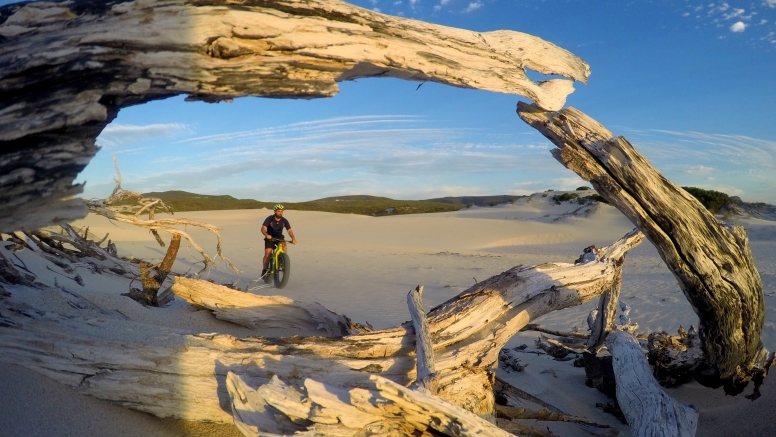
top-left (1, 193), bottom-right (774, 436)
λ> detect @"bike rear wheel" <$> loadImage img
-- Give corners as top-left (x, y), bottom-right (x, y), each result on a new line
top-left (273, 252), bottom-right (291, 289)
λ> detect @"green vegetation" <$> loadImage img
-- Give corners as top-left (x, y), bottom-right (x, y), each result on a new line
top-left (551, 193), bottom-right (579, 204)
top-left (128, 191), bottom-right (463, 217)
top-left (681, 187), bottom-right (732, 213)
top-left (425, 195), bottom-right (524, 207)
top-left (588, 194), bottom-right (609, 204)
top-left (139, 191), bottom-right (266, 211)
top-left (289, 196), bottom-right (462, 216)
top-left (576, 186), bottom-right (591, 191)
top-left (551, 191), bottom-right (609, 205)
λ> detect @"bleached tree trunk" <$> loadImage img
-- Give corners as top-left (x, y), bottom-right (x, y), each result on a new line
top-left (407, 285), bottom-right (438, 393)
top-left (0, 230), bottom-right (642, 423)
top-left (0, 0), bottom-right (589, 234)
top-left (517, 103), bottom-right (773, 395)
top-left (607, 331), bottom-right (698, 437)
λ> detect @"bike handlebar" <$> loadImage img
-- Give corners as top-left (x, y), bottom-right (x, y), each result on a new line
top-left (267, 237), bottom-right (295, 244)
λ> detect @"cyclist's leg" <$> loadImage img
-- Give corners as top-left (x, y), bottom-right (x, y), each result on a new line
top-left (262, 242), bottom-right (273, 276)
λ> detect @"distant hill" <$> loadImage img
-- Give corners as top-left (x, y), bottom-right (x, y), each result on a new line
top-left (142, 191), bottom-right (268, 211)
top-left (425, 195), bottom-right (525, 207)
top-left (130, 192), bottom-right (463, 216)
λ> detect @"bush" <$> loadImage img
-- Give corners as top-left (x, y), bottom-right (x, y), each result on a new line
top-left (551, 193), bottom-right (579, 204)
top-left (589, 194), bottom-right (609, 204)
top-left (576, 186), bottom-right (591, 191)
top-left (466, 202), bottom-right (474, 208)
top-left (681, 187), bottom-right (731, 213)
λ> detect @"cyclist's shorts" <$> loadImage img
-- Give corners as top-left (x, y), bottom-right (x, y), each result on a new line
top-left (264, 239), bottom-right (285, 249)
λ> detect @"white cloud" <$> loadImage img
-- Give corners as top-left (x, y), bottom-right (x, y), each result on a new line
top-left (463, 1), bottom-right (482, 13)
top-left (681, 165), bottom-right (715, 175)
top-left (97, 123), bottom-right (189, 147)
top-left (723, 8), bottom-right (745, 19)
top-left (731, 21), bottom-right (747, 31)
top-left (441, 0), bottom-right (451, 4)
top-left (765, 0), bottom-right (776, 9)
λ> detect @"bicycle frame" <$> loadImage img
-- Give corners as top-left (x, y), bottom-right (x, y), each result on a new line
top-left (269, 241), bottom-right (286, 273)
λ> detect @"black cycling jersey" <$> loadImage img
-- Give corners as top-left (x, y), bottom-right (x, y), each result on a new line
top-left (263, 215), bottom-right (291, 238)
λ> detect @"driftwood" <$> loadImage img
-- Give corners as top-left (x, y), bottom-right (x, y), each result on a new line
top-left (606, 331), bottom-right (699, 437)
top-left (517, 103), bottom-right (774, 395)
top-left (82, 154), bottom-right (238, 274)
top-left (171, 276), bottom-right (370, 337)
top-left (124, 233), bottom-right (182, 306)
top-left (0, 0), bottom-right (589, 235)
top-left (0, 230), bottom-right (642, 427)
top-left (407, 285), bottom-right (438, 393)
top-left (226, 373), bottom-right (516, 437)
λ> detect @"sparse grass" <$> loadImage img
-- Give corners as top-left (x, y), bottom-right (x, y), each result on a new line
top-left (551, 193), bottom-right (579, 204)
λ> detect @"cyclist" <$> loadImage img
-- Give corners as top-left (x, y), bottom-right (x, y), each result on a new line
top-left (261, 204), bottom-right (297, 277)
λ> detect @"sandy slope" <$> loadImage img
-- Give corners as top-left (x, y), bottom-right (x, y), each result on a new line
top-left (1, 192), bottom-right (774, 436)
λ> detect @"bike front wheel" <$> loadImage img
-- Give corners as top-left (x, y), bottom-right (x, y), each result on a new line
top-left (273, 252), bottom-right (291, 289)
top-left (264, 258), bottom-right (274, 285)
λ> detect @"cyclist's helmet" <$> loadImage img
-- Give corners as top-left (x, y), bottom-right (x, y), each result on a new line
top-left (273, 204), bottom-right (285, 211)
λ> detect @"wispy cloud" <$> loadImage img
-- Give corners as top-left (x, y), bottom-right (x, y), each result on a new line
top-left (624, 129), bottom-right (776, 203)
top-left (81, 115), bottom-right (565, 201)
top-left (463, 1), bottom-right (482, 13)
top-left (97, 123), bottom-right (189, 148)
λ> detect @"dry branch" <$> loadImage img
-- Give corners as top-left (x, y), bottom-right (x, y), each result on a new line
top-left (171, 276), bottom-right (368, 337)
top-left (0, 0), bottom-right (589, 234)
top-left (227, 373), bottom-right (516, 437)
top-left (607, 331), bottom-right (698, 436)
top-left (517, 102), bottom-right (773, 395)
top-left (0, 230), bottom-right (642, 424)
top-left (407, 285), bottom-right (437, 393)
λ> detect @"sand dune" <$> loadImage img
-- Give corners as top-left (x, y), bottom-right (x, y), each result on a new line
top-left (1, 193), bottom-right (774, 436)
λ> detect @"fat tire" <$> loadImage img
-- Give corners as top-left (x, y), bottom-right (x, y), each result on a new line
top-left (264, 259), bottom-right (273, 285)
top-left (274, 252), bottom-right (291, 289)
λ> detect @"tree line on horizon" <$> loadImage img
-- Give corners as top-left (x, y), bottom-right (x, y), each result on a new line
top-left (110, 187), bottom-right (764, 217)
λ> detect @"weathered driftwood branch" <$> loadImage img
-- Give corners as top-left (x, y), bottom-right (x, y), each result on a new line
top-left (82, 156), bottom-right (237, 273)
top-left (226, 373), bottom-right (516, 437)
top-left (0, 0), bottom-right (589, 234)
top-left (607, 331), bottom-right (698, 436)
top-left (586, 260), bottom-right (622, 353)
top-left (171, 276), bottom-right (369, 337)
top-left (0, 230), bottom-right (642, 423)
top-left (124, 233), bottom-right (182, 306)
top-left (0, 249), bottom-right (32, 284)
top-left (407, 285), bottom-right (438, 393)
top-left (517, 102), bottom-right (772, 395)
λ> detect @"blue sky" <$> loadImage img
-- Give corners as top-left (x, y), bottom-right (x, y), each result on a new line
top-left (12, 0), bottom-right (773, 203)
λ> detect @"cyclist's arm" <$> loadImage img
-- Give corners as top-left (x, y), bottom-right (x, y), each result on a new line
top-left (261, 225), bottom-right (271, 240)
top-left (287, 228), bottom-right (297, 244)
